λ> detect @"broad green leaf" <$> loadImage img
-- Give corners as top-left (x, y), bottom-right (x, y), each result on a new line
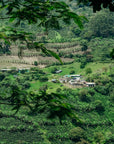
top-left (73, 17), bottom-right (84, 29)
top-left (46, 50), bottom-right (63, 64)
top-left (80, 15), bottom-right (89, 22)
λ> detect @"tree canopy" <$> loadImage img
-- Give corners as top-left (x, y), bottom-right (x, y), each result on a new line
top-left (76, 0), bottom-right (114, 12)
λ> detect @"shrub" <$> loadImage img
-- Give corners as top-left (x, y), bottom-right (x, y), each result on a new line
top-left (100, 76), bottom-right (110, 85)
top-left (39, 69), bottom-right (45, 74)
top-left (80, 63), bottom-right (86, 69)
top-left (94, 86), bottom-right (107, 95)
top-left (1, 78), bottom-right (13, 87)
top-left (88, 89), bottom-right (95, 96)
top-left (34, 61), bottom-right (38, 66)
top-left (20, 69), bottom-right (27, 74)
top-left (94, 132), bottom-right (105, 144)
top-left (0, 110), bottom-right (3, 117)
top-left (34, 75), bottom-right (40, 80)
top-left (16, 77), bottom-right (25, 84)
top-left (39, 85), bottom-right (48, 92)
top-left (0, 73), bottom-right (5, 81)
top-left (39, 76), bottom-right (48, 82)
top-left (30, 67), bottom-right (45, 74)
top-left (69, 70), bottom-right (75, 74)
top-left (80, 57), bottom-right (87, 69)
top-left (30, 67), bottom-right (39, 72)
top-left (69, 127), bottom-right (85, 142)
top-left (94, 100), bottom-right (105, 113)
top-left (85, 68), bottom-right (92, 75)
top-left (79, 89), bottom-right (91, 102)
top-left (56, 88), bottom-right (61, 93)
top-left (110, 93), bottom-right (114, 103)
top-left (66, 53), bottom-right (73, 58)
top-left (51, 67), bottom-right (58, 74)
top-left (22, 81), bottom-right (31, 89)
top-left (81, 44), bottom-right (88, 51)
top-left (86, 76), bottom-right (94, 82)
top-left (24, 75), bottom-right (30, 81)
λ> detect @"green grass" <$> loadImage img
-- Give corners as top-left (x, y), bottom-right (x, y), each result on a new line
top-left (44, 62), bottom-right (111, 77)
top-left (29, 80), bottom-right (63, 93)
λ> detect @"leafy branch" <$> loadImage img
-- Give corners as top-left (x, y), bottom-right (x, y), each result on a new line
top-left (0, 85), bottom-right (79, 123)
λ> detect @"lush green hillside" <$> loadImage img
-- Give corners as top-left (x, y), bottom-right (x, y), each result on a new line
top-left (0, 62), bottom-right (114, 143)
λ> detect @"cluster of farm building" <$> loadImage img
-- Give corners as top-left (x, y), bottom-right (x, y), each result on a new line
top-left (52, 74), bottom-right (95, 87)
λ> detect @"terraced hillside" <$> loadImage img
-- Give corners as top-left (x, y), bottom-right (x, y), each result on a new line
top-left (0, 41), bottom-right (83, 69)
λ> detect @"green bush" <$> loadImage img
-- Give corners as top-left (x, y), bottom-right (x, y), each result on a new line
top-left (20, 69), bottom-right (27, 74)
top-left (85, 68), bottom-right (92, 75)
top-left (56, 88), bottom-right (61, 93)
top-left (110, 93), bottom-right (114, 103)
top-left (39, 70), bottom-right (45, 74)
top-left (100, 76), bottom-right (110, 85)
top-left (22, 81), bottom-right (31, 89)
top-left (94, 132), bottom-right (105, 144)
top-left (39, 85), bottom-right (48, 91)
top-left (34, 75), bottom-right (40, 80)
top-left (30, 67), bottom-right (39, 71)
top-left (69, 127), bottom-right (85, 142)
top-left (16, 77), bottom-right (25, 84)
top-left (80, 57), bottom-right (87, 69)
top-left (94, 86), bottom-right (108, 95)
top-left (24, 75), bottom-right (30, 81)
top-left (69, 70), bottom-right (75, 74)
top-left (94, 100), bottom-right (105, 113)
top-left (81, 44), bottom-right (88, 51)
top-left (0, 73), bottom-right (5, 81)
top-left (79, 89), bottom-right (91, 102)
top-left (39, 76), bottom-right (48, 82)
top-left (51, 67), bottom-right (58, 74)
top-left (80, 63), bottom-right (86, 69)
top-left (88, 89), bottom-right (95, 96)
top-left (34, 61), bottom-right (38, 66)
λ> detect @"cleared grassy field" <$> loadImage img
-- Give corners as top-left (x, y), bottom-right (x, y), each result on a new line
top-left (44, 62), bottom-right (111, 76)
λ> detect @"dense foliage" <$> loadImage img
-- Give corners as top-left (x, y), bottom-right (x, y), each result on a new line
top-left (0, 63), bottom-right (114, 143)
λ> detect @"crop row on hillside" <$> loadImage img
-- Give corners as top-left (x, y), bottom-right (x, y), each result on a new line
top-left (45, 41), bottom-right (80, 49)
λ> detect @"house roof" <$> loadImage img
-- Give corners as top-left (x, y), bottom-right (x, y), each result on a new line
top-left (52, 79), bottom-right (57, 81)
top-left (86, 82), bottom-right (95, 85)
top-left (0, 69), bottom-right (11, 71)
top-left (70, 75), bottom-right (81, 77)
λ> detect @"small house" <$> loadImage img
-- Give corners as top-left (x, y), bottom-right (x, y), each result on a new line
top-left (51, 79), bottom-right (57, 83)
top-left (59, 77), bottom-right (70, 83)
top-left (55, 70), bottom-right (62, 74)
top-left (63, 75), bottom-right (71, 78)
top-left (85, 82), bottom-right (96, 87)
top-left (0, 69), bottom-right (11, 72)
